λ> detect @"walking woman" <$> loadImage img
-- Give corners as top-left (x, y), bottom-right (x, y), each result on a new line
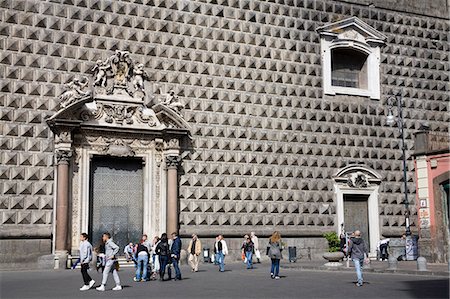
top-left (268, 231), bottom-right (283, 279)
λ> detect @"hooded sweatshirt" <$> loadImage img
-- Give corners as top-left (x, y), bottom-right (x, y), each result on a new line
top-left (349, 237), bottom-right (368, 260)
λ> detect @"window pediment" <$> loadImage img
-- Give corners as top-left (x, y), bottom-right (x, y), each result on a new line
top-left (317, 17), bottom-right (385, 100)
top-left (317, 17), bottom-right (386, 46)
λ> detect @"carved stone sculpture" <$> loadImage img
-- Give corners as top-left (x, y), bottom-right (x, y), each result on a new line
top-left (161, 90), bottom-right (184, 114)
top-left (92, 59), bottom-right (110, 88)
top-left (132, 63), bottom-right (149, 94)
top-left (110, 50), bottom-right (133, 92)
top-left (347, 172), bottom-right (370, 188)
top-left (59, 77), bottom-right (91, 108)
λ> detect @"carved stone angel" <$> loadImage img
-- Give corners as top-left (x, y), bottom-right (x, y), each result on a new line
top-left (161, 90), bottom-right (184, 113)
top-left (132, 63), bottom-right (149, 92)
top-left (59, 77), bottom-right (91, 108)
top-left (92, 59), bottom-right (110, 87)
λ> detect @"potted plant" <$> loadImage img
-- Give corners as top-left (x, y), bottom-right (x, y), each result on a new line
top-left (322, 232), bottom-right (345, 266)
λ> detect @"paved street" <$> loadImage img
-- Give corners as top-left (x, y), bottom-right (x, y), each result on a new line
top-left (1, 262), bottom-right (448, 299)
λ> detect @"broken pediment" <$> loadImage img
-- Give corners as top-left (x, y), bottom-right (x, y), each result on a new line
top-left (317, 17), bottom-right (386, 46)
top-left (333, 164), bottom-right (382, 187)
top-left (46, 51), bottom-right (191, 135)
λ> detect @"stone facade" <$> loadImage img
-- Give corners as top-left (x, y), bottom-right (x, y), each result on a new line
top-left (0, 0), bottom-right (449, 267)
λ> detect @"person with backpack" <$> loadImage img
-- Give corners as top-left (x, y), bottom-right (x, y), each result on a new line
top-left (268, 231), bottom-right (283, 279)
top-left (241, 236), bottom-right (255, 269)
top-left (156, 233), bottom-right (172, 281)
top-left (134, 237), bottom-right (149, 282)
top-left (79, 233), bottom-right (95, 291)
top-left (170, 232), bottom-right (182, 281)
top-left (348, 230), bottom-right (369, 287)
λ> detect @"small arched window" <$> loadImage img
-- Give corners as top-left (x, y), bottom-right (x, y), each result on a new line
top-left (331, 48), bottom-right (368, 89)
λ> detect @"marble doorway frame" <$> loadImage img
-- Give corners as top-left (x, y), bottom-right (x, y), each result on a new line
top-left (333, 165), bottom-right (382, 257)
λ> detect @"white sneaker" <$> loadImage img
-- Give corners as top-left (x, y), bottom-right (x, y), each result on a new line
top-left (80, 285), bottom-right (90, 291)
top-left (112, 285), bottom-right (122, 291)
top-left (96, 285), bottom-right (105, 292)
top-left (89, 280), bottom-right (95, 289)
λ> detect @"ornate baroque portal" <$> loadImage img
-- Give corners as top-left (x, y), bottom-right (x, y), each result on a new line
top-left (47, 51), bottom-right (191, 256)
top-left (333, 165), bottom-right (382, 256)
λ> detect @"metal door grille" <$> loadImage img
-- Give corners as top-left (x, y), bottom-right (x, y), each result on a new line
top-left (89, 157), bottom-right (143, 249)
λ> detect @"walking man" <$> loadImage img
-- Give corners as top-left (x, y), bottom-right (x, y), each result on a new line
top-left (348, 230), bottom-right (369, 287)
top-left (171, 232), bottom-right (182, 280)
top-left (96, 232), bottom-right (122, 291)
top-left (79, 233), bottom-right (95, 291)
top-left (187, 234), bottom-right (202, 272)
top-left (215, 235), bottom-right (228, 272)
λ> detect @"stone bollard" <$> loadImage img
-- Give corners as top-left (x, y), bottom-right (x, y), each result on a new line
top-left (417, 256), bottom-right (427, 271)
top-left (387, 256), bottom-right (398, 270)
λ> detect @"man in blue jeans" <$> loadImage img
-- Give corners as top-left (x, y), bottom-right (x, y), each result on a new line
top-left (348, 230), bottom-right (369, 287)
top-left (134, 240), bottom-right (149, 282)
top-left (215, 235), bottom-right (228, 272)
top-left (170, 232), bottom-right (182, 280)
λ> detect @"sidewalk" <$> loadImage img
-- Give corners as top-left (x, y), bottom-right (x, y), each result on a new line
top-left (281, 259), bottom-right (449, 277)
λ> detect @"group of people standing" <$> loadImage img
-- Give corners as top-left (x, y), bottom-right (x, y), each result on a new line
top-left (78, 230), bottom-right (288, 291)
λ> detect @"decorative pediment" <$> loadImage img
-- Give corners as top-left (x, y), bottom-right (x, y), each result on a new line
top-left (317, 17), bottom-right (386, 46)
top-left (333, 164), bottom-right (382, 188)
top-left (47, 51), bottom-right (190, 135)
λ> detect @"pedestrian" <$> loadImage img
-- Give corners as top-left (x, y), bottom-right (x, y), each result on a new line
top-left (251, 232), bottom-right (261, 263)
top-left (242, 234), bottom-right (249, 264)
top-left (134, 237), bottom-right (149, 282)
top-left (124, 242), bottom-right (134, 262)
top-left (94, 238), bottom-right (106, 272)
top-left (96, 232), bottom-right (122, 291)
top-left (268, 231), bottom-right (282, 279)
top-left (171, 232), bottom-right (182, 280)
top-left (348, 230), bottom-right (369, 287)
top-left (214, 235), bottom-right (228, 272)
top-left (187, 234), bottom-right (202, 272)
top-left (241, 236), bottom-right (255, 269)
top-left (150, 236), bottom-right (160, 280)
top-left (156, 233), bottom-right (172, 281)
top-left (377, 237), bottom-right (390, 261)
top-left (213, 236), bottom-right (219, 265)
top-left (79, 233), bottom-right (95, 291)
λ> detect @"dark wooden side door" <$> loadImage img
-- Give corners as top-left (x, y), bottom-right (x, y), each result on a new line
top-left (344, 194), bottom-right (370, 248)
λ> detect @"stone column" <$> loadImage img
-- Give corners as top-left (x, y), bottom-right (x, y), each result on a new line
top-left (166, 155), bottom-right (181, 235)
top-left (55, 150), bottom-right (72, 252)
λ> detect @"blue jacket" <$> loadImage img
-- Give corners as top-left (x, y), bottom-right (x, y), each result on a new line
top-left (171, 237), bottom-right (182, 257)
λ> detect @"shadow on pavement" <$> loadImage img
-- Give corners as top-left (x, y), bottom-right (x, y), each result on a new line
top-left (402, 279), bottom-right (449, 299)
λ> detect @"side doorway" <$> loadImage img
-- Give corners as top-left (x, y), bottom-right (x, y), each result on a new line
top-left (343, 194), bottom-right (370, 248)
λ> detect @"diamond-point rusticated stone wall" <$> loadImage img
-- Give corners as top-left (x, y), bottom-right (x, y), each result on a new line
top-left (0, 0), bottom-right (448, 266)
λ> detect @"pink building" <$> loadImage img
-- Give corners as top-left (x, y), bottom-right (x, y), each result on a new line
top-left (414, 128), bottom-right (450, 263)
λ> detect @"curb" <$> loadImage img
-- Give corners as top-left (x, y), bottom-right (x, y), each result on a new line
top-left (281, 264), bottom-right (449, 277)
